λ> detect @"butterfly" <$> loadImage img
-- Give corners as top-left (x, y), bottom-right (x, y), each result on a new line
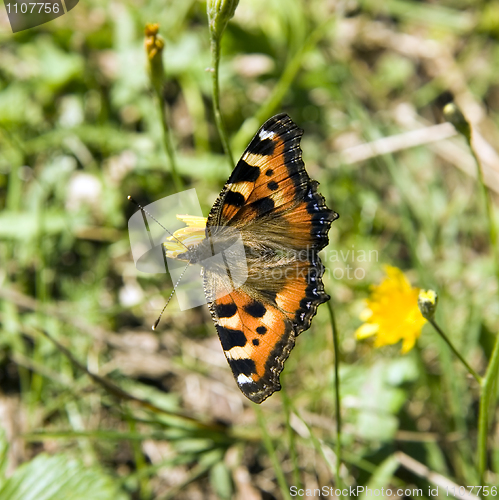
top-left (165, 114), bottom-right (338, 403)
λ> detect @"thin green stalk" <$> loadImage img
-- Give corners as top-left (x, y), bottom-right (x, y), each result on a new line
top-left (158, 451), bottom-right (222, 500)
top-left (471, 148), bottom-right (499, 482)
top-left (477, 332), bottom-right (499, 485)
top-left (154, 87), bottom-right (183, 192)
top-left (210, 37), bottom-right (235, 170)
top-left (281, 386), bottom-right (303, 490)
top-left (470, 133), bottom-right (499, 486)
top-left (145, 24), bottom-right (183, 192)
top-left (206, 0), bottom-right (238, 168)
top-left (291, 408), bottom-right (348, 489)
top-left (326, 299), bottom-right (343, 489)
top-left (126, 410), bottom-right (150, 499)
top-left (255, 406), bottom-right (292, 500)
top-left (473, 133), bottom-right (499, 485)
top-left (444, 103), bottom-right (499, 291)
top-left (469, 148), bottom-right (499, 291)
top-left (444, 104), bottom-right (499, 484)
top-left (427, 318), bottom-right (482, 384)
top-left (31, 196), bottom-right (47, 420)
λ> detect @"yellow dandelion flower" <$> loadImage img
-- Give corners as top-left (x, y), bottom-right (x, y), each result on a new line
top-left (355, 266), bottom-right (426, 354)
top-left (163, 215), bottom-right (207, 260)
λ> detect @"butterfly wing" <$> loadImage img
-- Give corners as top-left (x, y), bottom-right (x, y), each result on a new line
top-left (204, 113), bottom-right (338, 403)
top-left (205, 287), bottom-right (296, 403)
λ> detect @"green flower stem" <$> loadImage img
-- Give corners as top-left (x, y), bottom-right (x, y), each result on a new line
top-left (444, 103), bottom-right (499, 485)
top-left (145, 24), bottom-right (183, 192)
top-left (326, 299), bottom-right (343, 490)
top-left (210, 37), bottom-right (235, 170)
top-left (281, 387), bottom-right (303, 491)
top-left (255, 406), bottom-right (292, 500)
top-left (473, 135), bottom-right (499, 485)
top-left (469, 148), bottom-right (499, 292)
top-left (153, 86), bottom-right (183, 192)
top-left (427, 318), bottom-right (482, 384)
top-left (126, 410), bottom-right (151, 499)
top-left (470, 144), bottom-right (499, 483)
top-left (444, 103), bottom-right (499, 292)
top-left (477, 331), bottom-right (499, 485)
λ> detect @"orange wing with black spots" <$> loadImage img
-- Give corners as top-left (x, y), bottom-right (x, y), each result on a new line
top-left (201, 114), bottom-right (338, 404)
top-left (207, 290), bottom-right (296, 403)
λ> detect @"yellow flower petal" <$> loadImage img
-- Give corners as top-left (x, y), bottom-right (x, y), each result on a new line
top-left (355, 322), bottom-right (379, 340)
top-left (355, 266), bottom-right (426, 353)
top-left (176, 215), bottom-right (207, 228)
top-left (163, 215), bottom-right (207, 259)
top-left (401, 335), bottom-right (417, 354)
top-left (359, 308), bottom-right (373, 322)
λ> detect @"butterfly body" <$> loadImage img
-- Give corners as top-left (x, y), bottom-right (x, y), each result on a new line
top-left (172, 114), bottom-right (338, 403)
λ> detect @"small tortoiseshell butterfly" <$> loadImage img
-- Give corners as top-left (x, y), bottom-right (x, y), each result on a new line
top-left (167, 114), bottom-right (338, 403)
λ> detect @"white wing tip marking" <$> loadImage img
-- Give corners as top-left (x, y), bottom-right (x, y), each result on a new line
top-left (237, 373), bottom-right (254, 385)
top-left (259, 129), bottom-right (275, 141)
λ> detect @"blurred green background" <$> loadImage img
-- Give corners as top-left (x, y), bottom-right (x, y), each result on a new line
top-left (1, 0), bottom-right (499, 498)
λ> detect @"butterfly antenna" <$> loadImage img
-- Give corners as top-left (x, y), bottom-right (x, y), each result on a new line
top-left (128, 196), bottom-right (197, 330)
top-left (127, 195), bottom-right (189, 251)
top-left (152, 260), bottom-right (191, 330)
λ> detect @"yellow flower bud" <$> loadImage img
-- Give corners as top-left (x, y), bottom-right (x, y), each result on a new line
top-left (144, 23), bottom-right (165, 92)
top-left (418, 289), bottom-right (438, 321)
top-left (443, 102), bottom-right (471, 143)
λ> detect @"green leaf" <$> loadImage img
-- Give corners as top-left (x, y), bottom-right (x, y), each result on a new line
top-left (0, 85), bottom-right (42, 126)
top-left (0, 453), bottom-right (128, 500)
top-left (359, 454), bottom-right (399, 499)
top-left (34, 37), bottom-right (84, 90)
top-left (209, 461), bottom-right (233, 500)
top-left (354, 358), bottom-right (418, 441)
top-left (0, 211), bottom-right (68, 239)
top-left (0, 428), bottom-right (9, 488)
